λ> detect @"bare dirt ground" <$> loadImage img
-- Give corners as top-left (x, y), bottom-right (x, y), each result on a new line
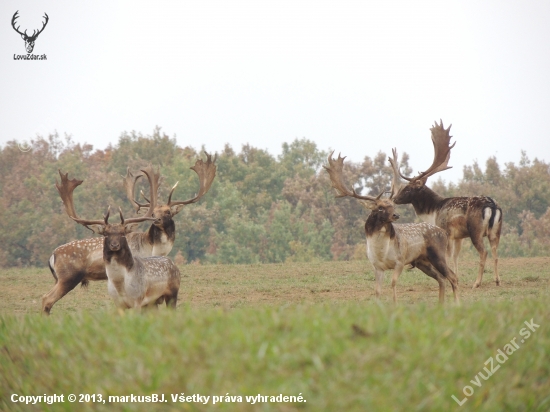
top-left (1, 257), bottom-right (548, 315)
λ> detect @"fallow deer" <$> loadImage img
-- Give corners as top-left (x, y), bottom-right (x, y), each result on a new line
top-left (70, 206), bottom-right (181, 310)
top-left (388, 121), bottom-right (502, 288)
top-left (42, 154), bottom-right (216, 314)
top-left (325, 152), bottom-right (459, 304)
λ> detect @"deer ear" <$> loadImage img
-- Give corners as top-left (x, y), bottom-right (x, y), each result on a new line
top-left (86, 225), bottom-right (105, 235)
top-left (124, 223), bottom-right (140, 234)
top-left (170, 204), bottom-right (185, 216)
top-left (413, 179), bottom-right (426, 188)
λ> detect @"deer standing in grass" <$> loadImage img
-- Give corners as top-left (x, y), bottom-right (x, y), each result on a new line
top-left (71, 206), bottom-right (180, 310)
top-left (42, 154), bottom-right (216, 314)
top-left (325, 152), bottom-right (459, 304)
top-left (388, 121), bottom-right (502, 288)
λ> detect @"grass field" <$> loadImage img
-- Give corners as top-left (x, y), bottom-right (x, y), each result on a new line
top-left (1, 257), bottom-right (549, 411)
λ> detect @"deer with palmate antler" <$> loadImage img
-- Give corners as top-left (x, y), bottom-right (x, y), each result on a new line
top-left (71, 205), bottom-right (180, 310)
top-left (388, 121), bottom-right (502, 289)
top-left (42, 153), bottom-right (216, 314)
top-left (324, 152), bottom-right (459, 304)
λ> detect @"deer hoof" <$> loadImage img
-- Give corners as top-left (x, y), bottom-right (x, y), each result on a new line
top-left (495, 280), bottom-right (500, 286)
top-left (472, 282), bottom-right (481, 289)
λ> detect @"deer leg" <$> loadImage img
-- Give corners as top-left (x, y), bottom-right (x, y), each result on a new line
top-left (373, 268), bottom-right (385, 299)
top-left (415, 262), bottom-right (446, 304)
top-left (451, 238), bottom-right (462, 276)
top-left (165, 291), bottom-right (178, 309)
top-left (41, 272), bottom-right (85, 315)
top-left (471, 237), bottom-right (488, 289)
top-left (430, 258), bottom-right (460, 305)
top-left (489, 234), bottom-right (500, 286)
top-left (391, 264), bottom-right (404, 304)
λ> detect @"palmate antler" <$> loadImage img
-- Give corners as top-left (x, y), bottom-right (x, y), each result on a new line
top-left (324, 151), bottom-right (385, 203)
top-left (55, 170), bottom-right (83, 220)
top-left (122, 164), bottom-right (161, 216)
top-left (387, 148), bottom-right (403, 198)
top-left (57, 166), bottom-right (158, 231)
top-left (168, 152), bottom-right (217, 207)
top-left (70, 206), bottom-right (156, 230)
top-left (123, 168), bottom-right (145, 213)
top-left (394, 120), bottom-right (455, 184)
top-left (133, 152), bottom-right (217, 212)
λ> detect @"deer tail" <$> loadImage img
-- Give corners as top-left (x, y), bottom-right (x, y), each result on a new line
top-left (48, 254), bottom-right (57, 282)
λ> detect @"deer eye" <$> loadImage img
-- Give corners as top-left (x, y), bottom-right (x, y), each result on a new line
top-left (378, 207), bottom-right (384, 212)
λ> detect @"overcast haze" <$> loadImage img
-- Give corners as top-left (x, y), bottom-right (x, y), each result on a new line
top-left (2, 1), bottom-right (549, 182)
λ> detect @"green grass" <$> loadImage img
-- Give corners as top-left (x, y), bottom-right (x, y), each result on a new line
top-left (1, 258), bottom-right (549, 411)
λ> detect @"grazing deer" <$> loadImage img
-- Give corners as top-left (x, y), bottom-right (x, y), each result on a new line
top-left (42, 154), bottom-right (216, 314)
top-left (71, 206), bottom-right (180, 310)
top-left (388, 121), bottom-right (502, 288)
top-left (325, 152), bottom-right (459, 304)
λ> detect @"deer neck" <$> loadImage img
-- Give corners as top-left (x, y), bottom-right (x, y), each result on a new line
top-left (409, 186), bottom-right (445, 223)
top-left (147, 220), bottom-right (175, 256)
top-left (365, 215), bottom-right (396, 239)
top-left (365, 215), bottom-right (398, 270)
top-left (103, 239), bottom-right (134, 278)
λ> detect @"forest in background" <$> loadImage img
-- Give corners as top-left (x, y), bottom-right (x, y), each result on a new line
top-left (1, 127), bottom-right (549, 267)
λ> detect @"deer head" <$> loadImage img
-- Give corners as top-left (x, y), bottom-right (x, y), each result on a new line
top-left (389, 120), bottom-right (455, 203)
top-left (324, 151), bottom-right (397, 218)
top-left (70, 206), bottom-right (156, 252)
top-left (11, 11), bottom-right (49, 53)
top-left (124, 152), bottom-right (217, 226)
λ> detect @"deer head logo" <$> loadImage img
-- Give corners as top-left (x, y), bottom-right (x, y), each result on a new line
top-left (11, 11), bottom-right (49, 54)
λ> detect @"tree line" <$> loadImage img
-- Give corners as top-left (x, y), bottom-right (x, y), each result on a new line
top-left (1, 128), bottom-right (549, 267)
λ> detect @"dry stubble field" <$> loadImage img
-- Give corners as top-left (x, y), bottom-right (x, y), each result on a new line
top-left (1, 256), bottom-right (548, 314)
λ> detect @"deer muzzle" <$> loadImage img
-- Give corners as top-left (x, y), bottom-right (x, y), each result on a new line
top-left (108, 241), bottom-right (121, 251)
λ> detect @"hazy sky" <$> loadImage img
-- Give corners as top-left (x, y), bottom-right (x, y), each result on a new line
top-left (2, 1), bottom-right (549, 182)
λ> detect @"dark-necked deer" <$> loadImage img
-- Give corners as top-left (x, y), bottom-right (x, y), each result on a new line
top-left (42, 154), bottom-right (216, 314)
top-left (325, 152), bottom-right (459, 304)
top-left (388, 121), bottom-right (502, 288)
top-left (122, 153), bottom-right (216, 257)
top-left (71, 206), bottom-right (180, 310)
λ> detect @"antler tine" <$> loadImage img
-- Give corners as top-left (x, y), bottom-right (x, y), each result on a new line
top-left (140, 189), bottom-right (151, 204)
top-left (168, 152), bottom-right (217, 206)
top-left (122, 168), bottom-right (145, 212)
top-left (11, 11), bottom-right (25, 36)
top-left (412, 119), bottom-right (456, 182)
top-left (388, 148), bottom-right (413, 183)
top-left (36, 13), bottom-right (49, 36)
top-left (122, 206), bottom-right (158, 226)
top-left (323, 151), bottom-right (380, 201)
top-left (70, 206), bottom-right (111, 228)
top-left (139, 164), bottom-right (161, 217)
top-left (387, 149), bottom-right (404, 199)
top-left (167, 182), bottom-right (179, 205)
top-left (56, 170), bottom-right (84, 220)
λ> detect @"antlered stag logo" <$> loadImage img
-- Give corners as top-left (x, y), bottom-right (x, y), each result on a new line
top-left (11, 11), bottom-right (49, 54)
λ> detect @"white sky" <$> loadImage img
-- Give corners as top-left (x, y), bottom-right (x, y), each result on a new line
top-left (1, 0), bottom-right (549, 182)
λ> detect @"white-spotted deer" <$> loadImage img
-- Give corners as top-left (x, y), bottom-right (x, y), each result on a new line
top-left (388, 121), bottom-right (502, 288)
top-left (71, 206), bottom-right (181, 310)
top-left (325, 152), bottom-right (459, 304)
top-left (42, 154), bottom-right (216, 314)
